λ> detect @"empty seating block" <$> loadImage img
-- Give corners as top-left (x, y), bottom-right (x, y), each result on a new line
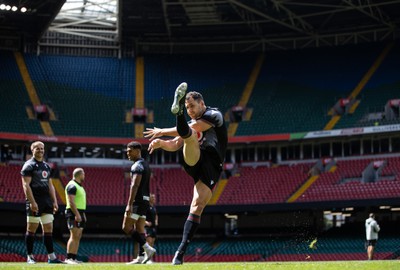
top-left (0, 51), bottom-right (42, 135)
top-left (0, 164), bottom-right (27, 203)
top-left (23, 54), bottom-right (135, 138)
top-left (218, 164), bottom-right (311, 205)
top-left (297, 157), bottom-right (400, 202)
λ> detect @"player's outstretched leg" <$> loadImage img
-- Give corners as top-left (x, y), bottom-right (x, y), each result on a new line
top-left (171, 82), bottom-right (188, 115)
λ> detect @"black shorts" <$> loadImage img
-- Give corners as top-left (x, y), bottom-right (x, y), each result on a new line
top-left (65, 209), bottom-right (86, 229)
top-left (181, 150), bottom-right (223, 190)
top-left (366, 240), bottom-right (377, 247)
top-left (26, 197), bottom-right (53, 217)
top-left (126, 201), bottom-right (150, 219)
top-left (145, 227), bottom-right (157, 238)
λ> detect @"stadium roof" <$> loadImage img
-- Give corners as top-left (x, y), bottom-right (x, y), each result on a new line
top-left (0, 0), bottom-right (65, 49)
top-left (1, 0), bottom-right (400, 53)
top-left (121, 0), bottom-right (400, 53)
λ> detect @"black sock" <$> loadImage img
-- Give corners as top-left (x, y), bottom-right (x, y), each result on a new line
top-left (139, 233), bottom-right (145, 255)
top-left (131, 230), bottom-right (146, 246)
top-left (177, 213), bottom-right (201, 254)
top-left (25, 231), bottom-right (35, 255)
top-left (67, 253), bottom-right (76, 260)
top-left (176, 113), bottom-right (192, 138)
top-left (43, 233), bottom-right (54, 254)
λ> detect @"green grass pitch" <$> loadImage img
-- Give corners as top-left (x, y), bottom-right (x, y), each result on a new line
top-left (0, 261), bottom-right (398, 270)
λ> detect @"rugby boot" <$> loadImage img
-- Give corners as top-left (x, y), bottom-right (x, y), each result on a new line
top-left (142, 245), bottom-right (156, 264)
top-left (171, 251), bottom-right (184, 265)
top-left (171, 82), bottom-right (188, 115)
top-left (27, 256), bottom-right (36, 264)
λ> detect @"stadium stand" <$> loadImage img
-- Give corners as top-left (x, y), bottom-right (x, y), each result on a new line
top-left (0, 236), bottom-right (66, 262)
top-left (334, 42), bottom-right (400, 129)
top-left (218, 163), bottom-right (312, 205)
top-left (151, 167), bottom-right (194, 206)
top-left (77, 238), bottom-right (130, 262)
top-left (1, 43), bottom-right (400, 138)
top-left (0, 164), bottom-right (26, 203)
top-left (0, 52), bottom-right (254, 138)
top-left (236, 44), bottom-right (385, 135)
top-left (296, 157), bottom-right (400, 202)
top-left (152, 238), bottom-right (215, 263)
top-left (266, 225), bottom-right (400, 261)
top-left (0, 51), bottom-right (43, 135)
top-left (5, 52), bottom-right (253, 137)
top-left (22, 54), bottom-right (135, 137)
top-left (2, 157), bottom-right (400, 206)
top-left (3, 232), bottom-right (398, 263)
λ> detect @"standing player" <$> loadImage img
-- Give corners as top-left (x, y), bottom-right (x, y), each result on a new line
top-left (21, 141), bottom-right (64, 264)
top-left (365, 213), bottom-right (380, 260)
top-left (64, 168), bottom-right (87, 264)
top-left (144, 82), bottom-right (227, 265)
top-left (144, 193), bottom-right (158, 264)
top-left (122, 141), bottom-right (156, 264)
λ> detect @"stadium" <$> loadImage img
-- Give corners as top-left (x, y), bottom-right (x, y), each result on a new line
top-left (0, 0), bottom-right (400, 269)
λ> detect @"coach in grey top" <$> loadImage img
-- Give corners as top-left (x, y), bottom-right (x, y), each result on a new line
top-left (365, 213), bottom-right (380, 260)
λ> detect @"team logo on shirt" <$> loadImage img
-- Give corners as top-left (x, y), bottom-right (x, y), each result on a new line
top-left (42, 171), bottom-right (49, 178)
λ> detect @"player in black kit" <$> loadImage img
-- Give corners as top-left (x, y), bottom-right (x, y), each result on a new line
top-left (145, 83), bottom-right (227, 265)
top-left (122, 141), bottom-right (156, 264)
top-left (20, 141), bottom-right (64, 264)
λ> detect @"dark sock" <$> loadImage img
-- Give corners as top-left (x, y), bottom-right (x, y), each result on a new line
top-left (177, 213), bottom-right (201, 254)
top-left (25, 231), bottom-right (35, 255)
top-left (43, 233), bottom-right (54, 254)
top-left (176, 113), bottom-right (192, 138)
top-left (131, 230), bottom-right (146, 246)
top-left (139, 234), bottom-right (145, 255)
top-left (67, 253), bottom-right (76, 260)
